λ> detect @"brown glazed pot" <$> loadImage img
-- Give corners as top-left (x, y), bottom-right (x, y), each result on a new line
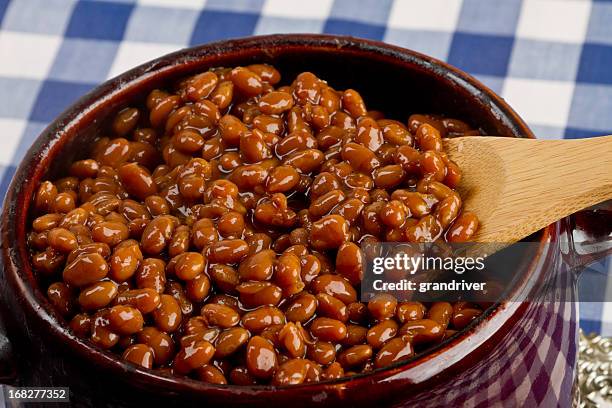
top-left (1, 35), bottom-right (610, 407)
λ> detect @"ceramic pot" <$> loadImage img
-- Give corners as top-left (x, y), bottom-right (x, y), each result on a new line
top-left (1, 34), bottom-right (610, 407)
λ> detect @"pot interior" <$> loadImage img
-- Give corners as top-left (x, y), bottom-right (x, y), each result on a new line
top-left (11, 35), bottom-right (542, 395)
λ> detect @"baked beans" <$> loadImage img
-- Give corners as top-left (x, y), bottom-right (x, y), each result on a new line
top-left (29, 64), bottom-right (482, 385)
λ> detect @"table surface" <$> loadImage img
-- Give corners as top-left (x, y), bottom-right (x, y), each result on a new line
top-left (0, 0), bottom-right (610, 334)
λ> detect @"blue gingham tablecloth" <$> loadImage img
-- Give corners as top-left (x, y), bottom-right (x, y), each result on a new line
top-left (0, 0), bottom-right (610, 334)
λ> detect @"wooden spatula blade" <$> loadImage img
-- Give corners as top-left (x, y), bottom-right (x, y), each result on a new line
top-left (443, 136), bottom-right (612, 243)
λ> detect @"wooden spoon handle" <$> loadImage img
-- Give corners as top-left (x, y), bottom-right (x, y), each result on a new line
top-left (445, 136), bottom-right (612, 243)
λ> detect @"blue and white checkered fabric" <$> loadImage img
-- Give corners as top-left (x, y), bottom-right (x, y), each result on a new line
top-left (0, 0), bottom-right (610, 334)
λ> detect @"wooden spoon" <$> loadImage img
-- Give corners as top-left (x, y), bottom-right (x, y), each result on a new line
top-left (443, 136), bottom-right (612, 243)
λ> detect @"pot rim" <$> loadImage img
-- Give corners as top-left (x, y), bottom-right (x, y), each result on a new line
top-left (0, 33), bottom-right (544, 394)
